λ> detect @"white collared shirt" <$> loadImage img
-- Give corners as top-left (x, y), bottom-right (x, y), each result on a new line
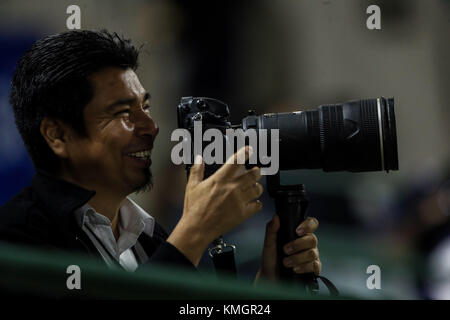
top-left (75, 197), bottom-right (155, 272)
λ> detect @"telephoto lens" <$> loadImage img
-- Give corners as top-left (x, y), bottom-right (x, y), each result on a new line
top-left (242, 97), bottom-right (399, 173)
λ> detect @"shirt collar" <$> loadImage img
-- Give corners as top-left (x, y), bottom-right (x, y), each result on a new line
top-left (119, 197), bottom-right (155, 238)
top-left (75, 197), bottom-right (155, 238)
top-left (75, 198), bottom-right (155, 259)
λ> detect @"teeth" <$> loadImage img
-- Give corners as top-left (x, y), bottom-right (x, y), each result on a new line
top-left (129, 150), bottom-right (151, 158)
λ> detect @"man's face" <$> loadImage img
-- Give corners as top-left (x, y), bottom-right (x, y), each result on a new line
top-left (64, 67), bottom-right (159, 195)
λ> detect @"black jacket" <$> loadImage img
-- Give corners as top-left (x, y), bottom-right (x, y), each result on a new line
top-left (0, 170), bottom-right (195, 271)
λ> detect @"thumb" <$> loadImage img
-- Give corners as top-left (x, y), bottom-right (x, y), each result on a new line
top-left (259, 215), bottom-right (280, 280)
top-left (263, 214), bottom-right (280, 249)
top-left (187, 154), bottom-right (204, 188)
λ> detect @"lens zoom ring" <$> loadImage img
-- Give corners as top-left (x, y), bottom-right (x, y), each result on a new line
top-left (360, 99), bottom-right (379, 142)
top-left (319, 104), bottom-right (343, 147)
top-left (319, 107), bottom-right (329, 150)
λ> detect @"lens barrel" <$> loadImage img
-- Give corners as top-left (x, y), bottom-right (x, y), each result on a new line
top-left (242, 97), bottom-right (399, 173)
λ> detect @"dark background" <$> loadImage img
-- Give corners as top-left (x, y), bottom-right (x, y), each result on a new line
top-left (0, 0), bottom-right (449, 299)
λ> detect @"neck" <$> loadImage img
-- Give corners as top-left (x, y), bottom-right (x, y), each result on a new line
top-left (87, 192), bottom-right (123, 222)
top-left (59, 169), bottom-right (126, 239)
top-left (87, 193), bottom-right (123, 240)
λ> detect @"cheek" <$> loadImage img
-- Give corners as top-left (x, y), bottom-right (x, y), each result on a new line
top-left (81, 140), bottom-right (123, 171)
top-left (79, 120), bottom-right (134, 163)
top-left (120, 118), bottom-right (134, 131)
top-left (98, 121), bottom-right (134, 158)
top-left (67, 141), bottom-right (103, 170)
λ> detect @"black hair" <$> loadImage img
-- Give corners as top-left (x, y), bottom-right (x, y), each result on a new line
top-left (10, 29), bottom-right (139, 173)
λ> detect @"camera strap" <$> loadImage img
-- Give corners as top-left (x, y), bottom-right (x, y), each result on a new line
top-left (317, 275), bottom-right (340, 296)
top-left (208, 237), bottom-right (237, 277)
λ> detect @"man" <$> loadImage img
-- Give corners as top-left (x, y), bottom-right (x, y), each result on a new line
top-left (0, 30), bottom-right (321, 281)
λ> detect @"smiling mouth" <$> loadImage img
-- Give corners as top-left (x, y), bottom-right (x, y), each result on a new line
top-left (127, 149), bottom-right (152, 160)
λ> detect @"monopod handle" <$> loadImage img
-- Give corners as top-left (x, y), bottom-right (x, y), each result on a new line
top-left (274, 186), bottom-right (319, 293)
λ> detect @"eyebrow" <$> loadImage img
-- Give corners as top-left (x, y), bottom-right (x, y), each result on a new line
top-left (106, 92), bottom-right (151, 112)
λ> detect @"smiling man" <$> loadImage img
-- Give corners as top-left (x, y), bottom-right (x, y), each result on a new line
top-left (52, 67), bottom-right (157, 243)
top-left (0, 30), bottom-right (322, 281)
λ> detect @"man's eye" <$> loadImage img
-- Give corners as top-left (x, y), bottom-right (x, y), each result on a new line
top-left (143, 104), bottom-right (151, 113)
top-left (115, 109), bottom-right (130, 116)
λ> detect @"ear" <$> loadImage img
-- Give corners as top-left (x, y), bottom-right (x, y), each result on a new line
top-left (40, 118), bottom-right (73, 159)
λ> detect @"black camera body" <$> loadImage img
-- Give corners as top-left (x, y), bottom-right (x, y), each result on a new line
top-left (177, 97), bottom-right (233, 179)
top-left (178, 97), bottom-right (232, 132)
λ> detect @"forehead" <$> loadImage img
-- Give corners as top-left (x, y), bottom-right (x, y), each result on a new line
top-left (87, 67), bottom-right (145, 110)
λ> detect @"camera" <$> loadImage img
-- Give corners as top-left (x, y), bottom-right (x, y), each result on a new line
top-left (177, 96), bottom-right (399, 176)
top-left (177, 96), bottom-right (399, 292)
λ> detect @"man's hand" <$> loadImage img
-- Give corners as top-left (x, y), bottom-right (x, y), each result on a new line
top-left (256, 215), bottom-right (321, 282)
top-left (168, 146), bottom-right (264, 266)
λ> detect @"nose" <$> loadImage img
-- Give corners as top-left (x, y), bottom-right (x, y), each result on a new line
top-left (134, 109), bottom-right (159, 139)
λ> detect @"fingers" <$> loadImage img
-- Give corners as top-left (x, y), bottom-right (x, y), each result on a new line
top-left (259, 215), bottom-right (280, 281)
top-left (283, 248), bottom-right (321, 275)
top-left (295, 217), bottom-right (319, 236)
top-left (292, 260), bottom-right (322, 275)
top-left (244, 199), bottom-right (263, 216)
top-left (187, 155), bottom-right (204, 188)
top-left (283, 248), bottom-right (319, 267)
top-left (236, 166), bottom-right (262, 191)
top-left (240, 182), bottom-right (263, 203)
top-left (282, 230), bottom-right (321, 275)
top-left (263, 215), bottom-right (280, 249)
top-left (281, 218), bottom-right (319, 266)
top-left (234, 167), bottom-right (263, 203)
top-left (283, 233), bottom-right (318, 255)
top-left (216, 146), bottom-right (252, 180)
